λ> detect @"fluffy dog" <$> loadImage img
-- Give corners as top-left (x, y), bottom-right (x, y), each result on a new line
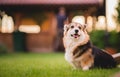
top-left (63, 22), bottom-right (120, 70)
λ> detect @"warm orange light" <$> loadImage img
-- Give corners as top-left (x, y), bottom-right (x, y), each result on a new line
top-left (106, 0), bottom-right (118, 31)
top-left (1, 15), bottom-right (14, 33)
top-left (87, 16), bottom-right (93, 32)
top-left (95, 16), bottom-right (106, 30)
top-left (72, 16), bottom-right (85, 25)
top-left (19, 25), bottom-right (40, 33)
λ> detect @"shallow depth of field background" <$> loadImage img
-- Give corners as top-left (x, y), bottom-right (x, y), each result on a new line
top-left (0, 0), bottom-right (120, 77)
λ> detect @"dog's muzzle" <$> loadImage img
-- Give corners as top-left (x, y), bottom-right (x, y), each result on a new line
top-left (71, 33), bottom-right (80, 38)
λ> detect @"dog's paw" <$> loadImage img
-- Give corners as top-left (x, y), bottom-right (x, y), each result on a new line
top-left (82, 66), bottom-right (89, 71)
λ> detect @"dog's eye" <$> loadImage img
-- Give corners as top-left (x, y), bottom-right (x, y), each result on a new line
top-left (71, 26), bottom-right (74, 28)
top-left (78, 26), bottom-right (81, 29)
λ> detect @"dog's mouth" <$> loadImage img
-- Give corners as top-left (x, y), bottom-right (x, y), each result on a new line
top-left (71, 34), bottom-right (80, 38)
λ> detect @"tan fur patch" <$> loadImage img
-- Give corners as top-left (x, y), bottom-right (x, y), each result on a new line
top-left (79, 48), bottom-right (94, 69)
top-left (71, 48), bottom-right (94, 69)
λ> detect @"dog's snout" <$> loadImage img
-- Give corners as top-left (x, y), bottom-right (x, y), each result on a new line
top-left (75, 30), bottom-right (79, 33)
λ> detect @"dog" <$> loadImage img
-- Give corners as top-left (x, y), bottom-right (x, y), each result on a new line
top-left (63, 22), bottom-right (120, 70)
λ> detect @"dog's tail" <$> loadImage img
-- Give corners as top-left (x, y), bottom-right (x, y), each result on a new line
top-left (112, 53), bottom-right (120, 65)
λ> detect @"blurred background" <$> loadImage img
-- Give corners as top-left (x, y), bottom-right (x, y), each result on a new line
top-left (0, 0), bottom-right (120, 54)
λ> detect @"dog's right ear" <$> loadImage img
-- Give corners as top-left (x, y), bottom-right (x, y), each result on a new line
top-left (64, 24), bottom-right (69, 35)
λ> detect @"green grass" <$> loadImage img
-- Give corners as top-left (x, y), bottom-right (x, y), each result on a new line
top-left (0, 53), bottom-right (120, 77)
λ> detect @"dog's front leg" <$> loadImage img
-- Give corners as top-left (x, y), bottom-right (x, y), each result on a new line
top-left (80, 61), bottom-right (91, 71)
top-left (82, 66), bottom-right (90, 71)
top-left (80, 55), bottom-right (94, 71)
top-left (70, 62), bottom-right (78, 70)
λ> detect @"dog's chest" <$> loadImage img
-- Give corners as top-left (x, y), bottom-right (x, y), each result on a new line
top-left (65, 47), bottom-right (81, 63)
top-left (65, 52), bottom-right (73, 63)
top-left (64, 39), bottom-right (80, 62)
top-left (65, 49), bottom-right (82, 68)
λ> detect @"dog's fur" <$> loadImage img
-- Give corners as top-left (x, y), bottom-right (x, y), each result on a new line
top-left (63, 22), bottom-right (120, 70)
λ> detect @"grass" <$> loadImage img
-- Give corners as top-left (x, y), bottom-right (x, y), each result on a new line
top-left (0, 53), bottom-right (120, 77)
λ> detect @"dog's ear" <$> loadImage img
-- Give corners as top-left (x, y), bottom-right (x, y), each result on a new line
top-left (64, 24), bottom-right (69, 35)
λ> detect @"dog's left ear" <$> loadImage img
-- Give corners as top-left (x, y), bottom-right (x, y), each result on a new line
top-left (64, 24), bottom-right (69, 35)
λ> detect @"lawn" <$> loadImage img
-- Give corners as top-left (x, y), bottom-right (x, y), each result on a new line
top-left (0, 53), bottom-right (120, 77)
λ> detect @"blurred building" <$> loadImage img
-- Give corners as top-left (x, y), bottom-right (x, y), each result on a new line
top-left (0, 0), bottom-right (105, 52)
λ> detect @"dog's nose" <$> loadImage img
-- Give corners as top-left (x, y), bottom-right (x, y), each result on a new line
top-left (75, 30), bottom-right (79, 33)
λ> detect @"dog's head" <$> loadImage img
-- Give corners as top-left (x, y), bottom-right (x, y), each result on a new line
top-left (64, 22), bottom-right (87, 40)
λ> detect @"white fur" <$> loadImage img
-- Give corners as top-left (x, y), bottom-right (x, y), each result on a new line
top-left (82, 66), bottom-right (89, 71)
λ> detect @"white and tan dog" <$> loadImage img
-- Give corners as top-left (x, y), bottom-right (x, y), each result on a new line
top-left (63, 22), bottom-right (120, 70)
